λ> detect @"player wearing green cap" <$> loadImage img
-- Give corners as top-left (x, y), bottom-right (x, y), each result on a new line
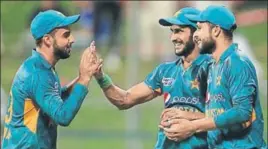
top-left (1, 10), bottom-right (102, 149)
top-left (161, 5), bottom-right (267, 149)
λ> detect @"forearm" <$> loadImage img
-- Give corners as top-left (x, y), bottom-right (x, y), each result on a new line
top-left (96, 74), bottom-right (133, 110)
top-left (61, 76), bottom-right (80, 98)
top-left (102, 85), bottom-right (133, 110)
top-left (192, 105), bottom-right (252, 133)
top-left (96, 74), bottom-right (155, 110)
top-left (214, 105), bottom-right (252, 129)
top-left (192, 117), bottom-right (217, 133)
top-left (53, 83), bottom-right (88, 126)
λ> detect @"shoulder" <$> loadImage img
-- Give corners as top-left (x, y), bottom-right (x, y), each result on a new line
top-left (18, 56), bottom-right (53, 83)
top-left (155, 59), bottom-right (179, 74)
top-left (158, 59), bottom-right (179, 69)
top-left (224, 51), bottom-right (257, 77)
top-left (226, 51), bottom-right (255, 69)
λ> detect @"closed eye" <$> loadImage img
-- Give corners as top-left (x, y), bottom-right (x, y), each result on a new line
top-left (170, 28), bottom-right (183, 34)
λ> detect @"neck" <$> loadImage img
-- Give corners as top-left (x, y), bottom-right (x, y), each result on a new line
top-left (182, 46), bottom-right (200, 68)
top-left (36, 47), bottom-right (58, 67)
top-left (212, 38), bottom-right (232, 63)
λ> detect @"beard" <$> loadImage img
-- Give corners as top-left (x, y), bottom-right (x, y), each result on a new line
top-left (175, 37), bottom-right (195, 57)
top-left (199, 36), bottom-right (216, 54)
top-left (53, 40), bottom-right (71, 59)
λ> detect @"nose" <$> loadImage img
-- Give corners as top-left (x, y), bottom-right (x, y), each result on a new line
top-left (69, 34), bottom-right (75, 43)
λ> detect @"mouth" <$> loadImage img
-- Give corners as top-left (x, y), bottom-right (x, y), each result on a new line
top-left (66, 45), bottom-right (72, 53)
top-left (174, 42), bottom-right (184, 50)
top-left (196, 40), bottom-right (201, 45)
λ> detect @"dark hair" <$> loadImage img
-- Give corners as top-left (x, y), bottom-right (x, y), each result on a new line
top-left (35, 29), bottom-right (57, 47)
top-left (35, 38), bottom-right (43, 47)
top-left (208, 23), bottom-right (236, 40)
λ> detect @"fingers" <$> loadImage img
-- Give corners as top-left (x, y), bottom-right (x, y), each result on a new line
top-left (89, 40), bottom-right (95, 52)
top-left (86, 41), bottom-right (99, 64)
top-left (161, 117), bottom-right (181, 128)
top-left (97, 59), bottom-right (103, 71)
top-left (161, 108), bottom-right (175, 118)
top-left (160, 119), bottom-right (171, 128)
top-left (169, 119), bottom-right (181, 125)
top-left (161, 108), bottom-right (178, 120)
top-left (163, 126), bottom-right (175, 133)
top-left (165, 131), bottom-right (180, 138)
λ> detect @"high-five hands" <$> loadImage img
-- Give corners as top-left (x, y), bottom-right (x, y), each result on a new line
top-left (78, 41), bottom-right (103, 86)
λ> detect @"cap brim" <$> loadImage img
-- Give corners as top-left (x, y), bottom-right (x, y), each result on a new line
top-left (59, 14), bottom-right (80, 27)
top-left (159, 17), bottom-right (187, 26)
top-left (185, 14), bottom-right (205, 22)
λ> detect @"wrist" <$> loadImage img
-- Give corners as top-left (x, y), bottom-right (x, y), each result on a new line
top-left (191, 120), bottom-right (199, 133)
top-left (96, 73), bottom-right (113, 89)
top-left (95, 72), bottom-right (105, 80)
top-left (77, 76), bottom-right (91, 87)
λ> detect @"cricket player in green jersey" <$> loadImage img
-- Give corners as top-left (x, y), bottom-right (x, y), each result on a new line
top-left (94, 7), bottom-right (212, 149)
top-left (1, 10), bottom-right (102, 149)
top-left (161, 5), bottom-right (267, 149)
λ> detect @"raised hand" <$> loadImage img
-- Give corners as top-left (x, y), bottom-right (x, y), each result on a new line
top-left (78, 41), bottom-right (103, 86)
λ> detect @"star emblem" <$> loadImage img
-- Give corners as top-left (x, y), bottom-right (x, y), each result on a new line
top-left (191, 78), bottom-right (199, 90)
top-left (216, 76), bottom-right (221, 86)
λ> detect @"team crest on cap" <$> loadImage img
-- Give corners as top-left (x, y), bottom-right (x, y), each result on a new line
top-left (173, 10), bottom-right (181, 17)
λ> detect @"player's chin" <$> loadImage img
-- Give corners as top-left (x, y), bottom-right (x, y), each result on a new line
top-left (196, 41), bottom-right (201, 48)
top-left (175, 48), bottom-right (184, 55)
top-left (65, 47), bottom-right (72, 54)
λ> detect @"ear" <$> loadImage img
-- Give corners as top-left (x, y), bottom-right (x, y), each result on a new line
top-left (213, 26), bottom-right (221, 37)
top-left (43, 35), bottom-right (53, 47)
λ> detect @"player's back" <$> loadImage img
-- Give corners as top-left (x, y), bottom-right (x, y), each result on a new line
top-left (2, 51), bottom-right (58, 149)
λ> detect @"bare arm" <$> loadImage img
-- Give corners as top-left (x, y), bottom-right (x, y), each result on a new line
top-left (102, 81), bottom-right (159, 110)
top-left (61, 77), bottom-right (79, 99)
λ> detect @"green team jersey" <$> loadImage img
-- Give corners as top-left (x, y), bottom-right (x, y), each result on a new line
top-left (206, 43), bottom-right (267, 149)
top-left (2, 49), bottom-right (88, 149)
top-left (144, 54), bottom-right (212, 149)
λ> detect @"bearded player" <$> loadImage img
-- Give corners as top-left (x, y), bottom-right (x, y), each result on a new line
top-left (160, 5), bottom-right (267, 149)
top-left (1, 10), bottom-right (101, 149)
top-left (94, 7), bottom-right (212, 149)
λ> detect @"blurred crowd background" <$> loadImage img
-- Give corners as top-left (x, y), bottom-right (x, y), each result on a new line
top-left (1, 1), bottom-right (267, 149)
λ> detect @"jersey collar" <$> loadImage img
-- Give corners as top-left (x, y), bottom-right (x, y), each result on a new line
top-left (219, 43), bottom-right (238, 63)
top-left (176, 54), bottom-right (210, 67)
top-left (32, 49), bottom-right (53, 69)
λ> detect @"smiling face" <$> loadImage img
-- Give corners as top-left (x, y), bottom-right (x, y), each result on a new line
top-left (193, 22), bottom-right (216, 54)
top-left (170, 25), bottom-right (196, 57)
